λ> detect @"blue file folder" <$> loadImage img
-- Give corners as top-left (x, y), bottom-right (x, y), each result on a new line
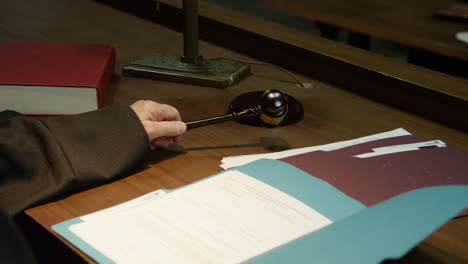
top-left (53, 159), bottom-right (468, 264)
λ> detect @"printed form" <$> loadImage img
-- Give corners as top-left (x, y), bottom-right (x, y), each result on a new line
top-left (68, 170), bottom-right (332, 264)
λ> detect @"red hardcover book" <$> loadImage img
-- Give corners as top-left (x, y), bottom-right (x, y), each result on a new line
top-left (0, 41), bottom-right (115, 115)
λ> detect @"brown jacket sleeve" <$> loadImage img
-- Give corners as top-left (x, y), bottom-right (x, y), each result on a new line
top-left (0, 106), bottom-right (150, 216)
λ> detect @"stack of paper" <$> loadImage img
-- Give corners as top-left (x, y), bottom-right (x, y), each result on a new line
top-left (222, 128), bottom-right (417, 169)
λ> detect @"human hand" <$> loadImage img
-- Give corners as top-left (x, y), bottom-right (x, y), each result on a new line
top-left (130, 100), bottom-right (186, 150)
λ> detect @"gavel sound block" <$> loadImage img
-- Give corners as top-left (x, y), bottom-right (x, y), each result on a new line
top-left (185, 89), bottom-right (304, 129)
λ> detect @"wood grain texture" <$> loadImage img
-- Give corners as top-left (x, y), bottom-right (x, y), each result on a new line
top-left (0, 0), bottom-right (466, 263)
top-left (263, 0), bottom-right (468, 62)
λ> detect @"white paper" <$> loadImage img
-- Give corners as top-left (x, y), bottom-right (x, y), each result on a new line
top-left (79, 189), bottom-right (168, 222)
top-left (221, 128), bottom-right (411, 170)
top-left (354, 140), bottom-right (446, 158)
top-left (68, 170), bottom-right (332, 264)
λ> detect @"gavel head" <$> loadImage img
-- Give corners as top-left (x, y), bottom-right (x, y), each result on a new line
top-left (259, 89), bottom-right (288, 127)
top-left (229, 88), bottom-right (302, 128)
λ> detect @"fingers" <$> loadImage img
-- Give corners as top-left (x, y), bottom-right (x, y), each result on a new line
top-left (151, 137), bottom-right (172, 149)
top-left (143, 120), bottom-right (187, 143)
top-left (131, 100), bottom-right (187, 150)
top-left (156, 104), bottom-right (182, 122)
top-left (131, 100), bottom-right (181, 122)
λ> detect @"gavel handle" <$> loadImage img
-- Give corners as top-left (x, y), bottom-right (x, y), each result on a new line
top-left (185, 107), bottom-right (260, 129)
top-left (186, 114), bottom-right (234, 129)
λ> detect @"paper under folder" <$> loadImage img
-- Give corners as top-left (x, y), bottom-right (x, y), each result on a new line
top-left (52, 159), bottom-right (468, 264)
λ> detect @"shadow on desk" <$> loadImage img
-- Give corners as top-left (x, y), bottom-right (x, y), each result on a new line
top-left (147, 136), bottom-right (290, 164)
top-left (175, 136), bottom-right (289, 152)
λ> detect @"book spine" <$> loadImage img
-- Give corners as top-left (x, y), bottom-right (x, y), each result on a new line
top-left (96, 46), bottom-right (116, 108)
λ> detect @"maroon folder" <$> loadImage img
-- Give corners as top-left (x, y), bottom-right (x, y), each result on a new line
top-left (280, 135), bottom-right (468, 216)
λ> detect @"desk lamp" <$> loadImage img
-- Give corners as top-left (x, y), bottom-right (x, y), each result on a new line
top-left (123, 0), bottom-right (251, 88)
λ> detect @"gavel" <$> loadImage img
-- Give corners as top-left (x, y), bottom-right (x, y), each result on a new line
top-left (185, 89), bottom-right (290, 129)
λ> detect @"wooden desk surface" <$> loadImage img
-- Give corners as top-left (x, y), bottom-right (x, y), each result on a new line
top-left (1, 0), bottom-right (467, 263)
top-left (263, 0), bottom-right (468, 62)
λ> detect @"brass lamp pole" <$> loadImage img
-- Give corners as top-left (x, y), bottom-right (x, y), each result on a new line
top-left (122, 0), bottom-right (251, 88)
